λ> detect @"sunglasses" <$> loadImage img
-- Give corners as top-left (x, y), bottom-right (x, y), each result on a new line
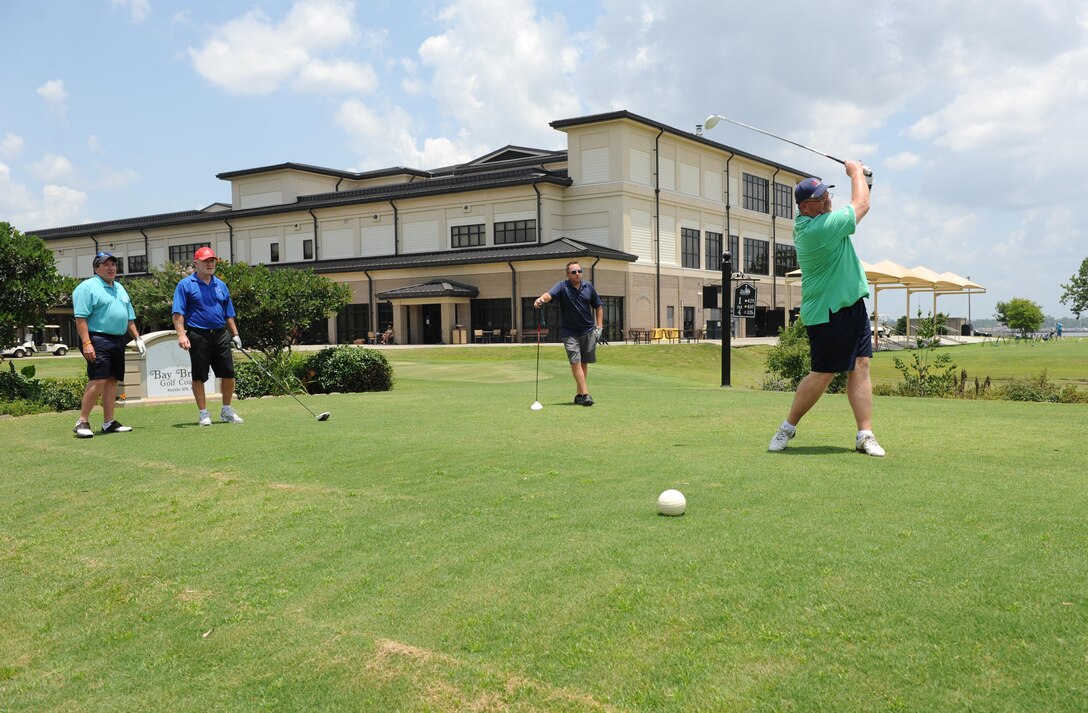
top-left (569, 269), bottom-right (583, 274)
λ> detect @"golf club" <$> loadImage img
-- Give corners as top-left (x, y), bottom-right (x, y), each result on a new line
top-left (530, 307), bottom-right (544, 411)
top-left (237, 345), bottom-right (330, 421)
top-left (703, 113), bottom-right (872, 183)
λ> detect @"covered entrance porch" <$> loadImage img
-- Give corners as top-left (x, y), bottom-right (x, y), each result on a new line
top-left (375, 279), bottom-right (478, 345)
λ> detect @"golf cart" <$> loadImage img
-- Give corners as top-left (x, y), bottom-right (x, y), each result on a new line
top-left (1, 339), bottom-right (36, 358)
top-left (35, 325), bottom-right (69, 356)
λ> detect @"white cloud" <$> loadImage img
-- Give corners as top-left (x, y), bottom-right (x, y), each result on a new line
top-left (37, 79), bottom-right (68, 118)
top-left (885, 152), bottom-right (921, 170)
top-left (88, 135), bottom-right (105, 154)
top-left (417, 0), bottom-right (583, 148)
top-left (32, 153), bottom-right (75, 182)
top-left (294, 58), bottom-right (379, 93)
top-left (335, 99), bottom-right (476, 169)
top-left (188, 0), bottom-right (359, 95)
top-left (111, 0), bottom-right (150, 23)
top-left (0, 133), bottom-right (24, 159)
top-left (0, 162), bottom-right (88, 230)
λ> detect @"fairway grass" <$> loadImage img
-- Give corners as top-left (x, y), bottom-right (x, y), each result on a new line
top-left (2, 345), bottom-right (1086, 711)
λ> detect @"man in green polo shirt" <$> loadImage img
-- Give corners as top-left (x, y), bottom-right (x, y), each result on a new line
top-left (767, 161), bottom-right (885, 457)
top-left (71, 252), bottom-right (145, 438)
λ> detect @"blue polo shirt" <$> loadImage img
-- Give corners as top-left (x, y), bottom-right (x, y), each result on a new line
top-left (72, 275), bottom-right (136, 335)
top-left (547, 279), bottom-right (602, 337)
top-left (172, 273), bottom-right (236, 329)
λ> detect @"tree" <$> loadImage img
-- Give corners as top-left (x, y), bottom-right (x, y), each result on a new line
top-left (1059, 257), bottom-right (1088, 318)
top-left (995, 297), bottom-right (1044, 338)
top-left (0, 222), bottom-right (74, 347)
top-left (216, 262), bottom-right (351, 357)
top-left (124, 260), bottom-right (350, 356)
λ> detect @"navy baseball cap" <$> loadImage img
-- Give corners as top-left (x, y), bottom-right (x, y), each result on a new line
top-left (93, 251), bottom-right (117, 266)
top-left (794, 177), bottom-right (833, 204)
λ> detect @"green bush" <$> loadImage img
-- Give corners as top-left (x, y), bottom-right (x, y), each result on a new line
top-left (998, 372), bottom-right (1062, 403)
top-left (308, 346), bottom-right (393, 394)
top-left (0, 363), bottom-right (87, 415)
top-left (235, 351), bottom-right (309, 399)
top-left (763, 319), bottom-right (846, 393)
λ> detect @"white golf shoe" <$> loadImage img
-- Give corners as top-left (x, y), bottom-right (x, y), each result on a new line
top-left (220, 406), bottom-right (244, 424)
top-left (768, 425), bottom-right (795, 452)
top-left (856, 432), bottom-right (886, 457)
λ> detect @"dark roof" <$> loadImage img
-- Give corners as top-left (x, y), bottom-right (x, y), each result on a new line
top-left (215, 162), bottom-right (431, 181)
top-left (31, 168), bottom-right (571, 239)
top-left (376, 279), bottom-right (479, 300)
top-left (550, 109), bottom-right (813, 177)
top-left (272, 237), bottom-right (636, 274)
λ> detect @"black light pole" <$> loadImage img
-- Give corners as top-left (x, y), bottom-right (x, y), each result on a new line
top-left (721, 251), bottom-right (732, 387)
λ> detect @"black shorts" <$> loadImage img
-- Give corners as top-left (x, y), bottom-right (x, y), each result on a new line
top-left (87, 332), bottom-right (126, 381)
top-left (186, 328), bottom-right (236, 382)
top-left (806, 299), bottom-right (873, 373)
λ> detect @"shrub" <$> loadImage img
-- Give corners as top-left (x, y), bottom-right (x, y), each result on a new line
top-left (763, 319), bottom-right (846, 393)
top-left (998, 372), bottom-right (1062, 403)
top-left (0, 399), bottom-right (54, 417)
top-left (0, 362), bottom-right (86, 415)
top-left (235, 351), bottom-right (309, 399)
top-left (308, 346), bottom-right (393, 394)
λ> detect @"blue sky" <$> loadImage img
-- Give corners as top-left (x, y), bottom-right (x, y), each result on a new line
top-left (2, 0), bottom-right (1087, 321)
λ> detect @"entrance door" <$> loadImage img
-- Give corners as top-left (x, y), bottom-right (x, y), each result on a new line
top-left (422, 304), bottom-right (443, 344)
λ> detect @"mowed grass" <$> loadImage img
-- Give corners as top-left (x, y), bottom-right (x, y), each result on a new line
top-left (1, 343), bottom-right (1086, 711)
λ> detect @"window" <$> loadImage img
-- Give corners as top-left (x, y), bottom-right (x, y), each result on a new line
top-left (128, 254), bottom-right (147, 273)
top-left (270, 242), bottom-right (280, 262)
top-left (729, 235), bottom-right (739, 267)
top-left (600, 296), bottom-right (624, 343)
top-left (681, 227), bottom-right (700, 268)
top-left (743, 173), bottom-right (769, 213)
top-left (336, 303), bottom-right (370, 344)
top-left (168, 242), bottom-right (210, 264)
top-left (744, 237), bottom-right (769, 275)
top-left (303, 239), bottom-right (314, 260)
top-left (705, 231), bottom-right (722, 271)
top-left (451, 223), bottom-right (485, 248)
top-left (775, 243), bottom-right (798, 277)
top-left (494, 219), bottom-right (535, 245)
top-left (774, 182), bottom-right (793, 218)
top-left (471, 298), bottom-right (511, 331)
top-left (113, 257), bottom-right (124, 275)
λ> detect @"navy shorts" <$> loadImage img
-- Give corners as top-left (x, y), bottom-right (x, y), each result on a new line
top-left (87, 332), bottom-right (126, 381)
top-left (806, 299), bottom-right (873, 373)
top-left (186, 328), bottom-right (236, 382)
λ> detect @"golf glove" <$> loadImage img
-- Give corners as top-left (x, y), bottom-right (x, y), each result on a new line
top-left (594, 326), bottom-right (603, 340)
top-left (231, 334), bottom-right (243, 349)
top-left (135, 338), bottom-right (146, 356)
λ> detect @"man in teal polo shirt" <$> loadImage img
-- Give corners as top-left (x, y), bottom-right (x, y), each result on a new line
top-left (71, 252), bottom-right (145, 438)
top-left (767, 161), bottom-right (885, 457)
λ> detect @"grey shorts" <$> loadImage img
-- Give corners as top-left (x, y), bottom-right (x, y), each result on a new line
top-left (564, 332), bottom-right (597, 365)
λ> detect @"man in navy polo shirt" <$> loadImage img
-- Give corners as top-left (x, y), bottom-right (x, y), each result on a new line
top-left (71, 251), bottom-right (145, 438)
top-left (533, 261), bottom-right (604, 406)
top-left (172, 247), bottom-right (244, 426)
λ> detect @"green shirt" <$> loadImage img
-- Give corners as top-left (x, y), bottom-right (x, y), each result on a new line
top-left (794, 204), bottom-right (869, 326)
top-left (72, 275), bottom-right (136, 335)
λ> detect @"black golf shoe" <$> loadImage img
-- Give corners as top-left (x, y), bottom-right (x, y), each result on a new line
top-left (582, 394), bottom-right (595, 406)
top-left (574, 394), bottom-right (586, 406)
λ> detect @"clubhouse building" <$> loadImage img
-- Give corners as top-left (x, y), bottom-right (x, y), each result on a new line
top-left (32, 110), bottom-right (810, 346)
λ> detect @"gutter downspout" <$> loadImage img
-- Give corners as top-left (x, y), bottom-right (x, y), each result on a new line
top-left (139, 229), bottom-right (150, 273)
top-left (770, 167), bottom-right (780, 328)
top-left (507, 261), bottom-right (517, 332)
top-left (389, 200), bottom-right (399, 255)
top-left (224, 218), bottom-right (234, 262)
top-left (654, 127), bottom-right (664, 327)
top-left (308, 208), bottom-right (319, 261)
top-left (335, 177), bottom-right (343, 193)
top-left (589, 256), bottom-right (600, 285)
top-left (532, 182), bottom-right (542, 244)
top-left (364, 269), bottom-right (376, 337)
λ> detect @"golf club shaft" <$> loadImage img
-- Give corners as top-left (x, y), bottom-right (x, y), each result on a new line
top-left (709, 115), bottom-right (872, 178)
top-left (534, 307), bottom-right (541, 402)
top-left (238, 346), bottom-right (320, 418)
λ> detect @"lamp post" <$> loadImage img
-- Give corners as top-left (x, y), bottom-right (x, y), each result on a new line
top-left (722, 252), bottom-right (732, 387)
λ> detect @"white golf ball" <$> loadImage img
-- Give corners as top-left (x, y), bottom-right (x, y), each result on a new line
top-left (657, 489), bottom-right (686, 516)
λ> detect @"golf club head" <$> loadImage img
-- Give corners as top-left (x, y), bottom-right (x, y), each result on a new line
top-left (317, 412), bottom-right (330, 421)
top-left (530, 401), bottom-right (543, 411)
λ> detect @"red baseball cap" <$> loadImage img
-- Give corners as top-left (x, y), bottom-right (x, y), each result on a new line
top-left (194, 246), bottom-right (218, 261)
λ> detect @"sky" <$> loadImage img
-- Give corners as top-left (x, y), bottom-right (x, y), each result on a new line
top-left (2, 0), bottom-right (1087, 322)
